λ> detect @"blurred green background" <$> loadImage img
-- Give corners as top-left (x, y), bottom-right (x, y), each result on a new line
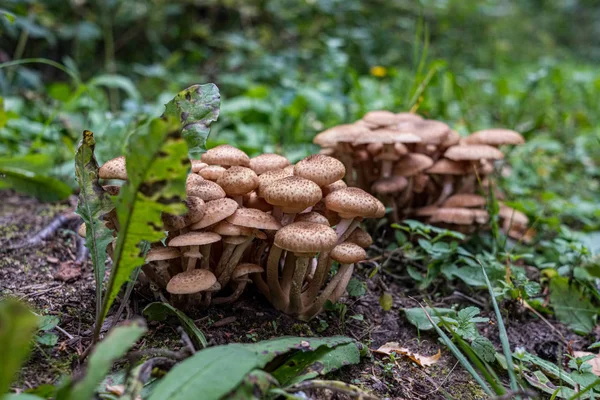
top-left (0, 0), bottom-right (599, 238)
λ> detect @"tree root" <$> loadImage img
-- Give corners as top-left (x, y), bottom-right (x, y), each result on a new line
top-left (7, 211), bottom-right (80, 250)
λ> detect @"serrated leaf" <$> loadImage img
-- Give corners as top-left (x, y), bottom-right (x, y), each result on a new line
top-left (74, 130), bottom-right (115, 321)
top-left (549, 277), bottom-right (597, 334)
top-left (457, 306), bottom-right (481, 322)
top-left (0, 166), bottom-right (71, 202)
top-left (143, 302), bottom-right (207, 349)
top-left (471, 336), bottom-right (496, 363)
top-left (0, 300), bottom-right (39, 394)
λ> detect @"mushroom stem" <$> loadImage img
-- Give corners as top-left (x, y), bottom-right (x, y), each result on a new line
top-left (233, 196), bottom-right (243, 206)
top-left (251, 272), bottom-right (270, 299)
top-left (266, 245), bottom-right (287, 310)
top-left (337, 219), bottom-right (360, 244)
top-left (200, 244), bottom-right (212, 269)
top-left (280, 251), bottom-right (297, 295)
top-left (186, 245), bottom-right (200, 271)
top-left (218, 236), bottom-right (254, 286)
top-left (215, 243), bottom-right (236, 277)
top-left (381, 160), bottom-right (393, 178)
top-left (302, 251), bottom-right (331, 305)
top-left (328, 264), bottom-right (355, 303)
top-left (272, 207), bottom-right (283, 221)
top-left (299, 264), bottom-right (352, 321)
top-left (334, 218), bottom-right (354, 238)
top-left (434, 176), bottom-right (454, 206)
top-left (142, 264), bottom-right (165, 288)
top-left (288, 256), bottom-right (310, 315)
top-left (213, 279), bottom-right (250, 304)
top-left (281, 213), bottom-right (297, 226)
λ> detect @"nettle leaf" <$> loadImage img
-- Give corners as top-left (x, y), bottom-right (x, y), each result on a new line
top-left (471, 336), bottom-right (496, 363)
top-left (457, 306), bottom-right (481, 322)
top-left (143, 302), bottom-right (207, 349)
top-left (549, 277), bottom-right (597, 335)
top-left (74, 130), bottom-right (115, 320)
top-left (99, 84), bottom-right (220, 323)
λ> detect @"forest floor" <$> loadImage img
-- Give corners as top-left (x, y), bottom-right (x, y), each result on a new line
top-left (0, 190), bottom-right (592, 399)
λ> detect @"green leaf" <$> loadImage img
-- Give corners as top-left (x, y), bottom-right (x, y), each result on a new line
top-left (404, 307), bottom-right (456, 330)
top-left (471, 336), bottom-right (497, 363)
top-left (0, 166), bottom-right (71, 202)
top-left (62, 321), bottom-right (146, 400)
top-left (226, 370), bottom-right (277, 400)
top-left (74, 130), bottom-right (115, 322)
top-left (1, 394), bottom-right (44, 400)
top-left (37, 315), bottom-right (59, 331)
top-left (98, 84), bottom-right (220, 327)
top-left (549, 277), bottom-right (597, 334)
top-left (0, 300), bottom-right (38, 394)
top-left (143, 302), bottom-right (207, 349)
top-left (149, 336), bottom-right (355, 400)
top-left (346, 278), bottom-right (366, 297)
top-left (379, 292), bottom-right (393, 311)
top-left (35, 333), bottom-right (59, 347)
top-left (88, 74), bottom-right (141, 101)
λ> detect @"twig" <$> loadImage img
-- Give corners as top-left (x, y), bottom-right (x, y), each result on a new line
top-left (55, 325), bottom-right (75, 340)
top-left (7, 212), bottom-right (79, 250)
top-left (75, 235), bottom-right (89, 264)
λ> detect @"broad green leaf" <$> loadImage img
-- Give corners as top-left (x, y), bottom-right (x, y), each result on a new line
top-left (226, 370), bottom-right (277, 400)
top-left (149, 336), bottom-right (356, 400)
top-left (74, 130), bottom-right (115, 321)
top-left (64, 321), bottom-right (146, 400)
top-left (549, 277), bottom-right (597, 334)
top-left (470, 336), bottom-right (496, 363)
top-left (37, 315), bottom-right (59, 331)
top-left (1, 394), bottom-right (44, 400)
top-left (0, 300), bottom-right (38, 394)
top-left (88, 74), bottom-right (141, 101)
top-left (35, 333), bottom-right (58, 347)
top-left (143, 302), bottom-right (207, 349)
top-left (404, 307), bottom-right (456, 330)
top-left (520, 352), bottom-right (577, 387)
top-left (99, 84), bottom-right (220, 324)
top-left (0, 154), bottom-right (54, 170)
top-left (0, 166), bottom-right (71, 202)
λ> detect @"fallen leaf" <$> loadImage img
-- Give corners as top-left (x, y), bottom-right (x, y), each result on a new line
top-left (374, 342), bottom-right (441, 367)
top-left (574, 351), bottom-right (600, 376)
top-left (54, 262), bottom-right (81, 282)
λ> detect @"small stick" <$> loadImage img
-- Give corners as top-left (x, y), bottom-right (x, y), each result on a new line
top-left (7, 212), bottom-right (80, 250)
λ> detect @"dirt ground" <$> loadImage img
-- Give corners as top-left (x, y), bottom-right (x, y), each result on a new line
top-left (0, 190), bottom-right (593, 399)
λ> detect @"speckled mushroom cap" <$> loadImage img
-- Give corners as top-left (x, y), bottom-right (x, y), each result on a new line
top-left (393, 154), bottom-right (434, 177)
top-left (211, 220), bottom-right (253, 236)
top-left (373, 199), bottom-right (386, 218)
top-left (201, 144), bottom-right (250, 167)
top-left (372, 176), bottom-right (408, 194)
top-left (322, 180), bottom-right (347, 197)
top-left (166, 269), bottom-right (217, 294)
top-left (191, 160), bottom-right (207, 173)
top-left (283, 165), bottom-right (295, 174)
top-left (353, 129), bottom-right (421, 145)
top-left (346, 227), bottom-right (373, 248)
top-left (198, 165), bottom-right (226, 181)
top-left (147, 248), bottom-right (182, 262)
top-left (397, 120), bottom-right (450, 145)
top-left (313, 124), bottom-right (369, 147)
top-left (442, 194), bottom-right (487, 208)
top-left (256, 168), bottom-right (294, 197)
top-left (243, 191), bottom-right (273, 212)
top-left (324, 187), bottom-right (379, 219)
top-left (331, 242), bottom-right (367, 264)
top-left (430, 208), bottom-right (475, 225)
top-left (99, 156), bottom-right (127, 180)
top-left (426, 159), bottom-right (470, 175)
top-left (102, 185), bottom-right (121, 196)
top-left (274, 222), bottom-right (337, 256)
top-left (186, 174), bottom-right (226, 201)
top-left (263, 176), bottom-right (322, 213)
top-left (184, 196), bottom-right (206, 224)
top-left (77, 223), bottom-right (86, 238)
top-left (444, 145), bottom-right (504, 161)
top-left (441, 130), bottom-right (461, 148)
top-left (293, 154), bottom-right (346, 187)
top-left (249, 153), bottom-right (290, 175)
top-left (216, 166), bottom-right (259, 197)
top-left (227, 208), bottom-right (282, 230)
top-left (232, 263), bottom-right (264, 279)
top-left (362, 110), bottom-right (397, 127)
top-left (294, 211), bottom-right (330, 225)
top-left (168, 231), bottom-right (222, 247)
top-left (464, 129), bottom-right (525, 146)
top-left (189, 198), bottom-right (238, 230)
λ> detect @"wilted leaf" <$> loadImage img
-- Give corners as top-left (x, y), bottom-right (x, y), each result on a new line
top-left (143, 302), bottom-right (207, 349)
top-left (374, 342), bottom-right (441, 367)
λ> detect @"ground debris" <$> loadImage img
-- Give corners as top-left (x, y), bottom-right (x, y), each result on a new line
top-left (54, 262), bottom-right (82, 282)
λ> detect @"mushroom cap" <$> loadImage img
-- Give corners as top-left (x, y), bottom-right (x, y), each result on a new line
top-left (189, 198), bottom-right (238, 230)
top-left (283, 165), bottom-right (295, 174)
top-left (325, 187), bottom-right (380, 219)
top-left (205, 281), bottom-right (222, 293)
top-left (216, 166), bottom-right (259, 196)
top-left (102, 185), bottom-right (121, 196)
top-left (372, 176), bottom-right (408, 194)
top-left (444, 145), bottom-right (505, 161)
top-left (227, 208), bottom-right (282, 230)
top-left (498, 205), bottom-right (529, 226)
top-left (257, 168), bottom-right (294, 197)
top-left (249, 153), bottom-right (290, 175)
top-left (198, 165), bottom-right (226, 181)
top-left (161, 196), bottom-right (206, 230)
top-left (191, 160), bottom-right (207, 173)
top-left (442, 194), bottom-right (487, 208)
top-left (223, 235), bottom-right (249, 245)
top-left (394, 120), bottom-right (450, 145)
top-left (346, 227), bottom-right (373, 248)
top-left (313, 124), bottom-right (369, 147)
top-left (312, 200), bottom-right (342, 226)
top-left (430, 208), bottom-right (475, 225)
top-left (186, 174), bottom-right (226, 201)
top-left (394, 142), bottom-right (409, 155)
top-left (413, 205), bottom-right (440, 217)
top-left (295, 211), bottom-right (330, 225)
top-left (331, 242), bottom-right (367, 264)
top-left (201, 144), bottom-right (250, 167)
top-left (183, 250), bottom-right (203, 258)
top-left (166, 269), bottom-right (217, 294)
top-left (99, 156), bottom-right (127, 180)
top-left (441, 130), bottom-right (461, 148)
top-left (169, 231), bottom-right (222, 247)
top-left (274, 222), bottom-right (337, 255)
top-left (322, 180), bottom-right (347, 197)
top-left (263, 176), bottom-right (322, 213)
top-left (373, 199), bottom-right (386, 218)
top-left (77, 223), bottom-right (86, 238)
top-left (363, 110), bottom-right (397, 127)
top-left (212, 220), bottom-right (253, 237)
top-left (472, 209), bottom-right (490, 224)
top-left (426, 159), bottom-right (470, 175)
top-left (464, 129), bottom-right (525, 146)
top-left (232, 263), bottom-right (264, 279)
top-left (366, 142), bottom-right (383, 156)
top-left (243, 191), bottom-right (273, 212)
top-left (353, 128), bottom-right (421, 145)
top-left (394, 154), bottom-right (434, 177)
top-left (294, 154), bottom-right (346, 187)
top-left (413, 174), bottom-right (430, 193)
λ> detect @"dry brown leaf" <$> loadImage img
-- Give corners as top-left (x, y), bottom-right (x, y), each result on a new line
top-left (574, 351), bottom-right (600, 376)
top-left (374, 342), bottom-right (441, 367)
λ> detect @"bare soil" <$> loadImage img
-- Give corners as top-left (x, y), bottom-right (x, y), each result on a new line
top-left (0, 190), bottom-right (592, 399)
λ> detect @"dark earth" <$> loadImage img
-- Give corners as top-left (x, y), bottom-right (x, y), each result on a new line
top-left (0, 190), bottom-right (593, 399)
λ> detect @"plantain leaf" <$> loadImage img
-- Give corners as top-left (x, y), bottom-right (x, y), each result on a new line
top-left (97, 84), bottom-right (220, 325)
top-left (0, 166), bottom-right (71, 202)
top-left (74, 130), bottom-right (115, 321)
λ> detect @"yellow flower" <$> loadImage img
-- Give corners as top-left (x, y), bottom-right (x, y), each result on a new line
top-left (370, 65), bottom-right (387, 78)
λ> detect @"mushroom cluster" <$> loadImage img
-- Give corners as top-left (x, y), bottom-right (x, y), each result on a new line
top-left (313, 110), bottom-right (531, 240)
top-left (92, 146), bottom-right (384, 320)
